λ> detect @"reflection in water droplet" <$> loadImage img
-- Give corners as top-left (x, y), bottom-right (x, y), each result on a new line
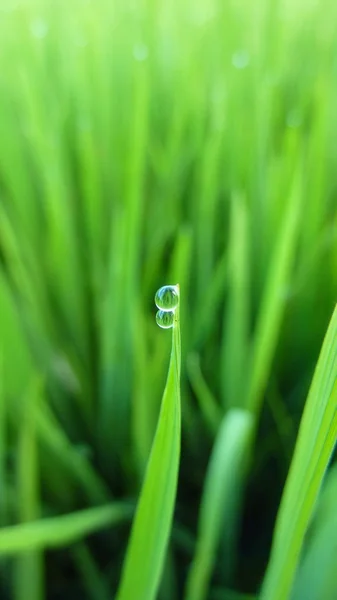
top-left (133, 43), bottom-right (149, 62)
top-left (156, 309), bottom-right (175, 329)
top-left (30, 17), bottom-right (49, 39)
top-left (155, 285), bottom-right (179, 311)
top-left (232, 50), bottom-right (250, 70)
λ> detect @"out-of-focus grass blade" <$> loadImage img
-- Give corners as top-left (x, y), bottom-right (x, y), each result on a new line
top-left (291, 464), bottom-right (337, 600)
top-left (185, 409), bottom-right (254, 600)
top-left (72, 543), bottom-right (110, 600)
top-left (116, 289), bottom-right (181, 600)
top-left (0, 503), bottom-right (132, 555)
top-left (37, 407), bottom-right (110, 505)
top-left (14, 379), bottom-right (44, 600)
top-left (187, 353), bottom-right (221, 435)
top-left (0, 352), bottom-right (6, 526)
top-left (221, 193), bottom-right (249, 409)
top-left (99, 52), bottom-right (149, 460)
top-left (210, 590), bottom-right (257, 600)
top-left (159, 548), bottom-right (178, 600)
top-left (246, 172), bottom-right (302, 415)
top-left (260, 305), bottom-right (337, 600)
top-left (193, 250), bottom-right (228, 348)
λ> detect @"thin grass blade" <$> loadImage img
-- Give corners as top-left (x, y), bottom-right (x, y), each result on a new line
top-left (185, 409), bottom-right (254, 600)
top-left (0, 503), bottom-right (132, 555)
top-left (116, 288), bottom-right (181, 600)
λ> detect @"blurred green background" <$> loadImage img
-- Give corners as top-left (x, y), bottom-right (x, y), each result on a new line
top-left (0, 0), bottom-right (336, 598)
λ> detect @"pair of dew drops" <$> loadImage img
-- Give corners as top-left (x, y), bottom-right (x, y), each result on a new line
top-left (154, 285), bottom-right (179, 329)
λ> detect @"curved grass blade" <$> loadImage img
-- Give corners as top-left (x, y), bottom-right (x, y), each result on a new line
top-left (185, 409), bottom-right (254, 600)
top-left (116, 287), bottom-right (181, 600)
top-left (260, 305), bottom-right (337, 600)
top-left (0, 503), bottom-right (132, 555)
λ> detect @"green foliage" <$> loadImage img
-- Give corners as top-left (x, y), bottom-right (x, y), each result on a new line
top-left (116, 294), bottom-right (181, 600)
top-left (291, 464), bottom-right (337, 600)
top-left (185, 410), bottom-right (253, 600)
top-left (261, 306), bottom-right (337, 600)
top-left (0, 0), bottom-right (336, 598)
top-left (0, 504), bottom-right (132, 555)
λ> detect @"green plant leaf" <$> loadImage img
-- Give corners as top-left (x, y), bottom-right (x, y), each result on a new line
top-left (246, 172), bottom-right (303, 416)
top-left (0, 503), bottom-right (132, 555)
top-left (116, 287), bottom-right (181, 600)
top-left (260, 305), bottom-right (337, 600)
top-left (185, 409), bottom-right (254, 600)
top-left (291, 464), bottom-right (337, 600)
top-left (14, 378), bottom-right (44, 600)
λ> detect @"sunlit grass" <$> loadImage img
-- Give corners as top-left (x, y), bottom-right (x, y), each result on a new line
top-left (0, 0), bottom-right (336, 598)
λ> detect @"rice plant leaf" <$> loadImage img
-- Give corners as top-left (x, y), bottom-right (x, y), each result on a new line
top-left (291, 464), bottom-right (337, 600)
top-left (221, 192), bottom-right (249, 409)
top-left (246, 173), bottom-right (302, 416)
top-left (0, 503), bottom-right (132, 555)
top-left (260, 305), bottom-right (337, 600)
top-left (14, 378), bottom-right (43, 600)
top-left (116, 288), bottom-right (181, 600)
top-left (185, 409), bottom-right (254, 600)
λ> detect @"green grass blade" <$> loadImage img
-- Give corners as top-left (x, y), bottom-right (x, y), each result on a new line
top-left (14, 378), bottom-right (44, 600)
top-left (221, 192), bottom-right (249, 409)
top-left (116, 287), bottom-right (181, 600)
top-left (187, 353), bottom-right (221, 435)
top-left (291, 465), bottom-right (337, 600)
top-left (0, 503), bottom-right (132, 556)
top-left (0, 352), bottom-right (6, 526)
top-left (210, 590), bottom-right (257, 600)
top-left (185, 409), bottom-right (254, 600)
top-left (246, 172), bottom-right (302, 415)
top-left (37, 407), bottom-right (110, 505)
top-left (260, 305), bottom-right (337, 600)
top-left (72, 543), bottom-right (110, 600)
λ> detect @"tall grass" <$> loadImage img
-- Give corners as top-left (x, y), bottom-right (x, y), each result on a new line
top-left (0, 0), bottom-right (336, 598)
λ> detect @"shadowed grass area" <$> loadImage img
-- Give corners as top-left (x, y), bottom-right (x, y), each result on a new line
top-left (0, 0), bottom-right (336, 598)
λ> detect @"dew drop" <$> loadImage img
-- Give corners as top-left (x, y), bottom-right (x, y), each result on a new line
top-left (155, 285), bottom-right (179, 311)
top-left (156, 309), bottom-right (175, 329)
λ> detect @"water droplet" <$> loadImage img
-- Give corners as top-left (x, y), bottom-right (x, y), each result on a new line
top-left (133, 43), bottom-right (149, 62)
top-left (232, 50), bottom-right (250, 70)
top-left (155, 285), bottom-right (179, 311)
top-left (156, 309), bottom-right (175, 329)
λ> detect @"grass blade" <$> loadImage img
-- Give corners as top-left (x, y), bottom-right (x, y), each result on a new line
top-left (291, 465), bottom-right (337, 600)
top-left (14, 379), bottom-right (44, 600)
top-left (221, 193), bottom-right (249, 409)
top-left (246, 172), bottom-right (302, 415)
top-left (0, 504), bottom-right (132, 556)
top-left (260, 305), bottom-right (337, 600)
top-left (116, 286), bottom-right (181, 600)
top-left (185, 409), bottom-right (254, 600)
top-left (72, 543), bottom-right (111, 600)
